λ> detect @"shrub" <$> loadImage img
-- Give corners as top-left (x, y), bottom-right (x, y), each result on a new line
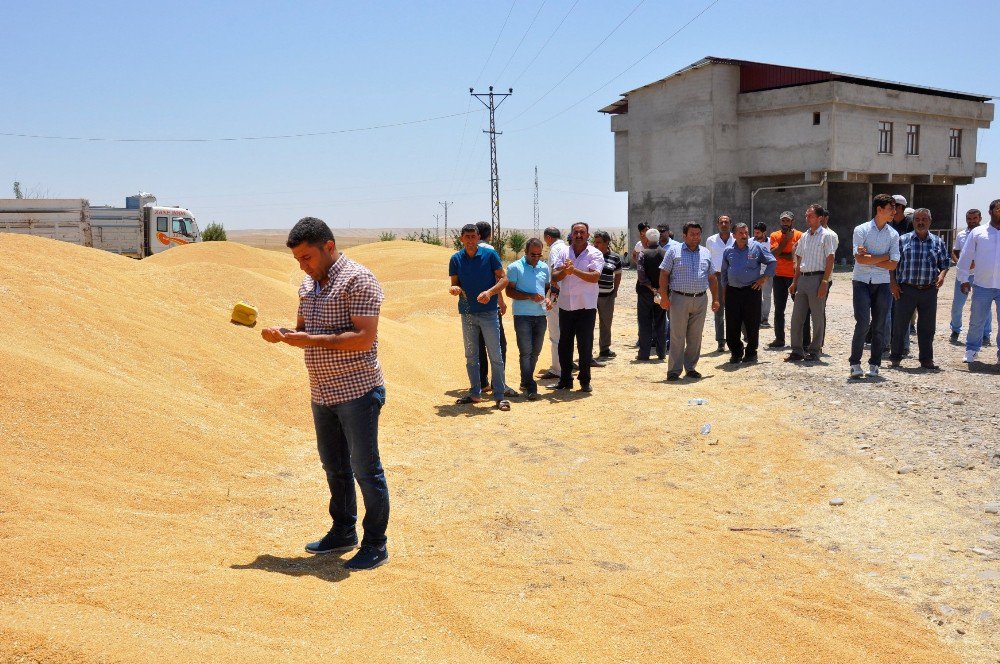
top-left (403, 228), bottom-right (442, 246)
top-left (491, 230), bottom-right (509, 260)
top-left (379, 231), bottom-right (397, 241)
top-left (508, 230), bottom-right (527, 257)
top-left (201, 222), bottom-right (227, 241)
top-left (450, 229), bottom-right (463, 250)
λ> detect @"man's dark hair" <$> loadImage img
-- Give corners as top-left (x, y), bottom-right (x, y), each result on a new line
top-left (872, 193), bottom-right (895, 213)
top-left (461, 223), bottom-right (479, 235)
top-left (543, 226), bottom-right (561, 239)
top-left (967, 208), bottom-right (981, 217)
top-left (806, 203), bottom-right (827, 217)
top-left (656, 223), bottom-right (669, 233)
top-left (682, 222), bottom-right (702, 234)
top-left (637, 222), bottom-right (649, 232)
top-left (593, 230), bottom-right (611, 243)
top-left (525, 237), bottom-right (543, 252)
top-left (990, 199), bottom-right (1000, 214)
top-left (732, 222), bottom-right (749, 233)
top-left (476, 221), bottom-right (492, 241)
top-left (753, 221), bottom-right (767, 232)
top-left (571, 221), bottom-right (589, 232)
top-left (287, 217), bottom-right (335, 248)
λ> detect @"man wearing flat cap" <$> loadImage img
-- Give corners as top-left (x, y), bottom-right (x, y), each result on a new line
top-left (767, 211), bottom-right (802, 349)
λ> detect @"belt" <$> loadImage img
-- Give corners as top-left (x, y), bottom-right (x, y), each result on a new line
top-left (902, 283), bottom-right (935, 290)
top-left (801, 271), bottom-right (825, 276)
top-left (726, 285), bottom-right (753, 290)
top-left (671, 290), bottom-right (705, 297)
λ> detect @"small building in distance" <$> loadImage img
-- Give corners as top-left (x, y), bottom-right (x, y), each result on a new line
top-left (600, 57), bottom-right (993, 261)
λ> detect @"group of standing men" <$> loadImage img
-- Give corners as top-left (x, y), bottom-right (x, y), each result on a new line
top-left (449, 221), bottom-right (625, 406)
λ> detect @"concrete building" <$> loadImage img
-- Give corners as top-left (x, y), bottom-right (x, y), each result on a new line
top-left (600, 57), bottom-right (994, 261)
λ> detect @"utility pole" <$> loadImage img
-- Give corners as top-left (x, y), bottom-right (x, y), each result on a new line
top-left (438, 200), bottom-right (453, 241)
top-left (470, 86), bottom-right (512, 240)
top-left (533, 165), bottom-right (540, 236)
top-left (433, 213), bottom-right (441, 240)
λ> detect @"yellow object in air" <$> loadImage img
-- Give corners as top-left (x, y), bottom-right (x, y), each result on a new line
top-left (231, 301), bottom-right (258, 327)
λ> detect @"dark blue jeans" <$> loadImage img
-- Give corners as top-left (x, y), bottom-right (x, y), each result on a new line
top-left (850, 281), bottom-right (891, 366)
top-left (311, 385), bottom-right (389, 549)
top-left (513, 314), bottom-right (547, 394)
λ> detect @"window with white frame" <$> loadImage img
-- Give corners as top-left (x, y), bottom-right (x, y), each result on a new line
top-left (949, 128), bottom-right (962, 158)
top-left (905, 124), bottom-right (919, 155)
top-left (878, 121), bottom-right (893, 154)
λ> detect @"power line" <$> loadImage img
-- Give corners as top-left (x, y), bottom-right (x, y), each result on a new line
top-left (0, 109), bottom-right (481, 143)
top-left (473, 0), bottom-right (519, 88)
top-left (510, 0), bottom-right (581, 86)
top-left (502, 0), bottom-right (647, 125)
top-left (494, 0), bottom-right (548, 84)
top-left (509, 0), bottom-right (721, 132)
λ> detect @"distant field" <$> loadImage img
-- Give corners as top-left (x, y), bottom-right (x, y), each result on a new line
top-left (228, 226), bottom-right (628, 252)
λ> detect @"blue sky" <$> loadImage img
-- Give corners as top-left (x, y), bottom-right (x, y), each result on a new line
top-left (2, 0), bottom-right (997, 230)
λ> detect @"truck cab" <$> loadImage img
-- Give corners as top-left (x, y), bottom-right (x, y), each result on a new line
top-left (146, 206), bottom-right (201, 255)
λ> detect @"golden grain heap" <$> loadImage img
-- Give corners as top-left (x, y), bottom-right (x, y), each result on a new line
top-left (0, 235), bottom-right (959, 662)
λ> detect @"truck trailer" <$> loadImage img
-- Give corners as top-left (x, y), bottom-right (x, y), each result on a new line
top-left (0, 192), bottom-right (200, 258)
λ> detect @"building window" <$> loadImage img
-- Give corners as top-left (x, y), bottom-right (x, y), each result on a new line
top-left (906, 124), bottom-right (920, 155)
top-left (813, 112), bottom-right (821, 125)
top-left (878, 121), bottom-right (893, 154)
top-left (949, 128), bottom-right (962, 158)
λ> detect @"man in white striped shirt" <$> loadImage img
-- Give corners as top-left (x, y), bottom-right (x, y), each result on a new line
top-left (787, 204), bottom-right (836, 361)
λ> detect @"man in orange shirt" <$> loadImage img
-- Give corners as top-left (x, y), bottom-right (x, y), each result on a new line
top-left (768, 211), bottom-right (803, 348)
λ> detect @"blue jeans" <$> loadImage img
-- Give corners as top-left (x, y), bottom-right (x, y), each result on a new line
top-left (462, 311), bottom-right (505, 400)
top-left (311, 385), bottom-right (389, 549)
top-left (966, 286), bottom-right (1000, 354)
top-left (513, 315), bottom-right (547, 394)
top-left (951, 276), bottom-right (993, 338)
top-left (850, 280), bottom-right (891, 366)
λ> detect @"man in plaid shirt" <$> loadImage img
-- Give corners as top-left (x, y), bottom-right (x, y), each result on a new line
top-left (888, 208), bottom-right (950, 370)
top-left (261, 217), bottom-right (390, 571)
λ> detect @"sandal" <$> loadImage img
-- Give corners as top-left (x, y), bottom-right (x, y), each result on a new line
top-left (496, 400), bottom-right (511, 411)
top-left (455, 395), bottom-right (483, 405)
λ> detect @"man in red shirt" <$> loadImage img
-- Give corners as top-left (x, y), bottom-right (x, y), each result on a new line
top-left (768, 211), bottom-right (803, 348)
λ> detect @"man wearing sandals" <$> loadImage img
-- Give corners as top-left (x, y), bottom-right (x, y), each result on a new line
top-left (261, 217), bottom-right (390, 571)
top-left (449, 223), bottom-right (512, 410)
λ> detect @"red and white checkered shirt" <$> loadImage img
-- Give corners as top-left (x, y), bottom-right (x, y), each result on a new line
top-left (297, 255), bottom-right (384, 405)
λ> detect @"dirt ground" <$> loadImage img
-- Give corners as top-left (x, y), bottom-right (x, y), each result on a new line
top-left (1, 236), bottom-right (995, 663)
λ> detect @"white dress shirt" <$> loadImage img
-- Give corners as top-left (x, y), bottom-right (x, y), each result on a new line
top-left (555, 244), bottom-right (605, 310)
top-left (956, 223), bottom-right (1000, 288)
top-left (706, 233), bottom-right (735, 275)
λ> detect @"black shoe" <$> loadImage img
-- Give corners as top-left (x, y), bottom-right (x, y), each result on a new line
top-left (552, 382), bottom-right (572, 390)
top-left (767, 340), bottom-right (785, 348)
top-left (343, 545), bottom-right (389, 571)
top-left (717, 343), bottom-right (727, 353)
top-left (589, 358), bottom-right (607, 368)
top-left (920, 362), bottom-right (941, 371)
top-left (526, 392), bottom-right (540, 401)
top-left (305, 530), bottom-right (358, 555)
top-left (538, 370), bottom-right (560, 379)
top-left (950, 331), bottom-right (960, 343)
top-left (784, 353), bottom-right (805, 362)
top-left (984, 337), bottom-right (993, 347)
top-left (741, 354), bottom-right (758, 364)
top-left (667, 373), bottom-right (680, 381)
top-left (579, 384), bottom-right (593, 393)
top-left (636, 355), bottom-right (651, 361)
top-left (804, 352), bottom-right (820, 362)
top-left (598, 350), bottom-right (617, 358)
top-left (728, 354), bottom-right (742, 364)
top-left (686, 370), bottom-right (702, 379)
top-left (888, 358), bottom-right (902, 368)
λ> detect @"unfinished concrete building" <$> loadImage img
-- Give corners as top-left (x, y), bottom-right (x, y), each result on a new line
top-left (600, 57), bottom-right (993, 261)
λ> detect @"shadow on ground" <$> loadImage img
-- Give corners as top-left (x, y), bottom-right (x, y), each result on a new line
top-left (231, 554), bottom-right (351, 583)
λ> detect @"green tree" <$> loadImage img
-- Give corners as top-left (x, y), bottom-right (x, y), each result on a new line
top-left (507, 230), bottom-right (527, 258)
top-left (13, 181), bottom-right (23, 199)
top-left (491, 230), bottom-right (510, 260)
top-left (449, 229), bottom-right (463, 250)
top-left (379, 231), bottom-right (397, 241)
top-left (201, 222), bottom-right (227, 241)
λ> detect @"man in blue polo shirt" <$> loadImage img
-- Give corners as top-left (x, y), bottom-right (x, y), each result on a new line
top-left (449, 224), bottom-right (510, 410)
top-left (505, 237), bottom-right (551, 400)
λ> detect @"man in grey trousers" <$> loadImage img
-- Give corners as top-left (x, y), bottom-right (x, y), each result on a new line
top-left (658, 222), bottom-right (721, 380)
top-left (787, 204), bottom-right (836, 362)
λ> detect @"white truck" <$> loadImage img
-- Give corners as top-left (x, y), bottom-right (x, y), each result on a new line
top-left (0, 192), bottom-right (200, 258)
